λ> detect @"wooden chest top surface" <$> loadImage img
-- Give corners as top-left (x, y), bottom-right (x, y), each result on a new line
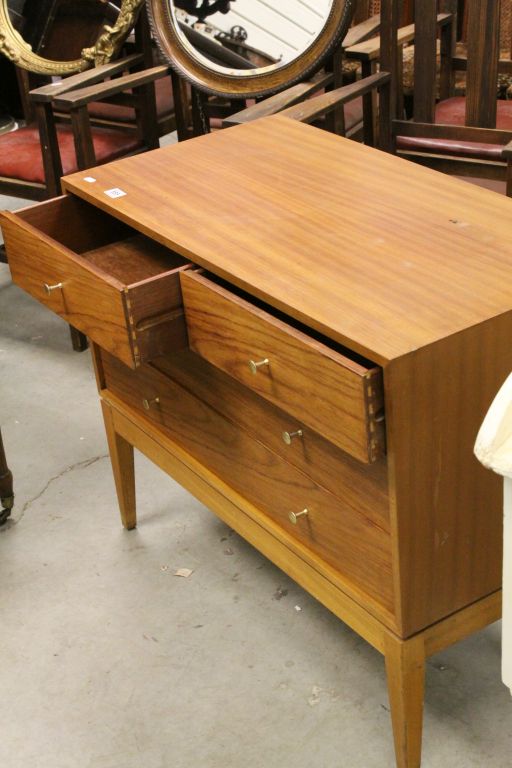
top-left (62, 115), bottom-right (512, 364)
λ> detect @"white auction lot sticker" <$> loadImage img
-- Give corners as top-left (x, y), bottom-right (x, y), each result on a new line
top-left (104, 188), bottom-right (127, 199)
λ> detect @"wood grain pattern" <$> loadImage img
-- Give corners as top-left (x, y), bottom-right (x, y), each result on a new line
top-left (412, 0), bottom-right (436, 123)
top-left (279, 72), bottom-right (390, 126)
top-left (345, 13), bottom-right (451, 61)
top-left (4, 195), bottom-right (130, 253)
top-left (384, 634), bottom-right (425, 768)
top-left (101, 399), bottom-right (136, 530)
top-left (126, 268), bottom-right (190, 365)
top-left (222, 72), bottom-right (333, 127)
top-left (84, 235), bottom-right (184, 284)
top-left (153, 349), bottom-right (390, 532)
top-left (101, 351), bottom-right (395, 619)
top-left (84, 237), bottom-right (190, 364)
top-left (1, 203), bottom-right (133, 366)
top-left (1, 197), bottom-right (190, 368)
top-left (386, 312), bottom-right (512, 635)
top-left (181, 270), bottom-right (384, 464)
top-left (465, 0), bottom-right (499, 128)
top-left (61, 116), bottom-right (512, 365)
top-left (424, 590), bottom-right (502, 657)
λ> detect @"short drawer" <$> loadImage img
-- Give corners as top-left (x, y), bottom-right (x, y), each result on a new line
top-left (1, 195), bottom-right (190, 368)
top-left (180, 270), bottom-right (385, 463)
top-left (100, 351), bottom-right (394, 615)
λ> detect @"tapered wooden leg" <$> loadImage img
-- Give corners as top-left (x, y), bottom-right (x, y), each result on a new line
top-left (101, 401), bottom-right (136, 530)
top-left (384, 634), bottom-right (426, 768)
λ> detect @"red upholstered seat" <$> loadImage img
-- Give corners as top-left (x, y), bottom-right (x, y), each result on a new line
top-left (397, 96), bottom-right (512, 160)
top-left (0, 124), bottom-right (143, 184)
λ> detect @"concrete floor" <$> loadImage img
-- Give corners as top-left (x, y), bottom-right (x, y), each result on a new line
top-left (1, 178), bottom-right (512, 768)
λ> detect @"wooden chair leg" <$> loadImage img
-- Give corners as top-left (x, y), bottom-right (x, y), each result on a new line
top-left (171, 71), bottom-right (192, 142)
top-left (101, 400), bottom-right (136, 530)
top-left (0, 428), bottom-right (14, 524)
top-left (69, 326), bottom-right (88, 352)
top-left (362, 59), bottom-right (377, 146)
top-left (191, 87), bottom-right (211, 136)
top-left (384, 633), bottom-right (426, 768)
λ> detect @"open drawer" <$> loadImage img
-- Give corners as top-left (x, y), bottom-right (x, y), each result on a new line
top-left (1, 195), bottom-right (191, 368)
top-left (180, 270), bottom-right (385, 464)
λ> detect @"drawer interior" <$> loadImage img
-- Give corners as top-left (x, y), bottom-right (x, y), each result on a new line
top-left (82, 236), bottom-right (186, 286)
top-left (197, 271), bottom-right (380, 374)
top-left (14, 194), bottom-right (188, 285)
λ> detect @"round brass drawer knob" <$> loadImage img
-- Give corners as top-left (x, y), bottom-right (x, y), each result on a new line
top-left (248, 358), bottom-right (269, 375)
top-left (282, 429), bottom-right (303, 445)
top-left (43, 282), bottom-right (63, 295)
top-left (142, 396), bottom-right (160, 410)
top-left (288, 508), bottom-right (308, 525)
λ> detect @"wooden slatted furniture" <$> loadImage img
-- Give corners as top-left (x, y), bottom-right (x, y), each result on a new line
top-left (2, 115), bottom-right (511, 767)
top-left (0, 5), bottom-right (172, 352)
top-left (0, 54), bottom-right (161, 202)
top-left (375, 0), bottom-right (512, 192)
top-left (0, 53), bottom-right (170, 353)
top-left (222, 13), bottom-right (383, 144)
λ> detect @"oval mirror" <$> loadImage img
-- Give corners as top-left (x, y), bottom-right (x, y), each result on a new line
top-left (0, 0), bottom-right (145, 75)
top-left (148, 0), bottom-right (355, 98)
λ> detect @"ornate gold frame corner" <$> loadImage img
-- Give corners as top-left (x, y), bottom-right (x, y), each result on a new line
top-left (0, 0), bottom-right (145, 76)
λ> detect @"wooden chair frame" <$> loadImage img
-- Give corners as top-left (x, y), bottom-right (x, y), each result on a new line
top-left (221, 13), bottom-right (383, 146)
top-left (355, 0), bottom-right (512, 192)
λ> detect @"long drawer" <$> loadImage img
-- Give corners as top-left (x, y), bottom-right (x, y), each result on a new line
top-left (180, 270), bottom-right (385, 464)
top-left (153, 349), bottom-right (390, 534)
top-left (100, 351), bottom-right (394, 613)
top-left (1, 195), bottom-right (190, 367)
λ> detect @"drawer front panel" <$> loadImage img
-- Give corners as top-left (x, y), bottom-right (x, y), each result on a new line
top-left (154, 350), bottom-right (390, 534)
top-left (2, 210), bottom-right (134, 365)
top-left (101, 352), bottom-right (394, 614)
top-left (180, 271), bottom-right (384, 464)
top-left (1, 196), bottom-right (189, 368)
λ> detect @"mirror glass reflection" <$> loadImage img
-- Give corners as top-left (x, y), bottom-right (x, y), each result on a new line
top-left (6, 0), bottom-right (122, 61)
top-left (173, 0), bottom-right (333, 72)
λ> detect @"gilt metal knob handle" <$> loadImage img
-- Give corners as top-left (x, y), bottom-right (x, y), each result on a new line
top-left (248, 358), bottom-right (269, 375)
top-left (282, 429), bottom-right (303, 445)
top-left (288, 508), bottom-right (308, 525)
top-left (43, 282), bottom-right (63, 295)
top-left (142, 396), bottom-right (160, 410)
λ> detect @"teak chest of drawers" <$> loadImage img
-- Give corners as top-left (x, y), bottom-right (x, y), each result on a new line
top-left (3, 116), bottom-right (512, 767)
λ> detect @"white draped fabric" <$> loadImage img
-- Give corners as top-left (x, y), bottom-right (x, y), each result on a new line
top-left (475, 372), bottom-right (512, 694)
